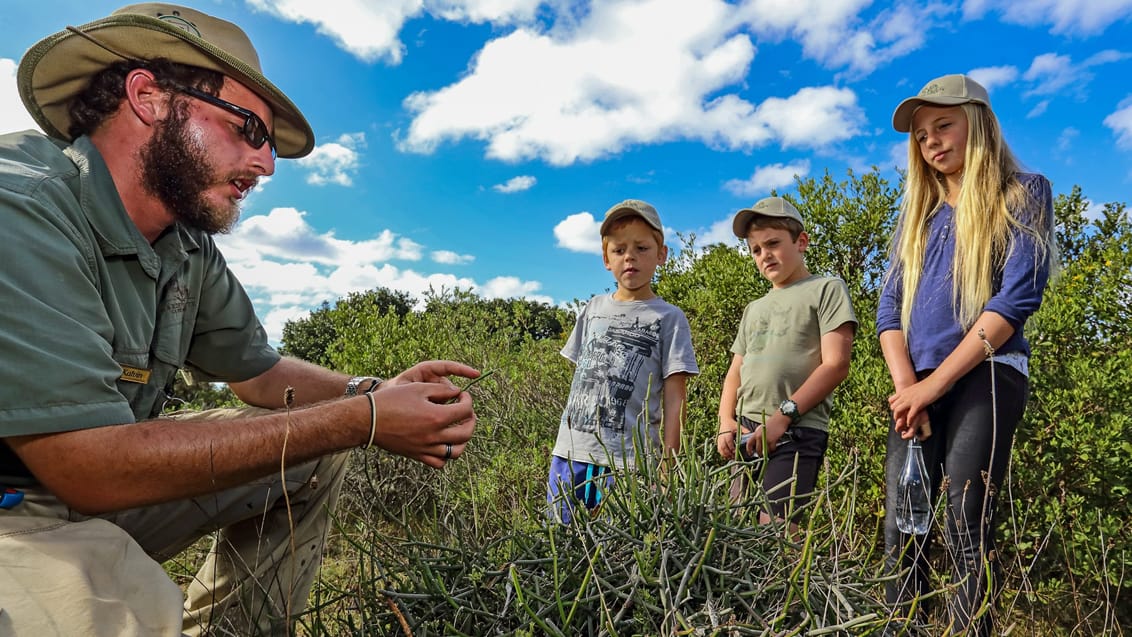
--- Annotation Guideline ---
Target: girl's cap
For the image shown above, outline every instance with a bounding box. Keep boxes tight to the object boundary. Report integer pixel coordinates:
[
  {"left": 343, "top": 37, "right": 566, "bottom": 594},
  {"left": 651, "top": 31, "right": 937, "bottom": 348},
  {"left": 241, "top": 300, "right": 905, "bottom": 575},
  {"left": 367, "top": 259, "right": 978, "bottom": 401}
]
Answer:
[{"left": 892, "top": 74, "right": 990, "bottom": 133}]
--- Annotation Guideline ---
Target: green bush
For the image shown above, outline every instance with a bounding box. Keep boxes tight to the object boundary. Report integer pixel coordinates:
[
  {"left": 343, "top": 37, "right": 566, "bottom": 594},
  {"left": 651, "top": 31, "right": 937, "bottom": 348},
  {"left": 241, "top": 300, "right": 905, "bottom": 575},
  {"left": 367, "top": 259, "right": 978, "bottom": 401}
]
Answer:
[{"left": 270, "top": 171, "right": 1128, "bottom": 634}]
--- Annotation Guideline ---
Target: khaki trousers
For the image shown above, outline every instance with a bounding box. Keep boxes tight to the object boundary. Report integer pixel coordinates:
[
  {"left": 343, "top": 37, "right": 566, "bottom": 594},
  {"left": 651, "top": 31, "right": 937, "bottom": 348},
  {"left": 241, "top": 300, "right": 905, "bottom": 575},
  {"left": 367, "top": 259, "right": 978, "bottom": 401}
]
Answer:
[{"left": 0, "top": 407, "right": 349, "bottom": 636}]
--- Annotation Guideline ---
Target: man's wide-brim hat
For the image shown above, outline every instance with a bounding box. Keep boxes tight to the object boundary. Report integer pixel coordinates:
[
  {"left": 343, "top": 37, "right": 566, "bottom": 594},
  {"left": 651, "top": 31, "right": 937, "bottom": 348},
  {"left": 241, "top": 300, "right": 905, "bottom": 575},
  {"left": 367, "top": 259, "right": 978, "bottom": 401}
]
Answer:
[{"left": 17, "top": 2, "right": 314, "bottom": 158}]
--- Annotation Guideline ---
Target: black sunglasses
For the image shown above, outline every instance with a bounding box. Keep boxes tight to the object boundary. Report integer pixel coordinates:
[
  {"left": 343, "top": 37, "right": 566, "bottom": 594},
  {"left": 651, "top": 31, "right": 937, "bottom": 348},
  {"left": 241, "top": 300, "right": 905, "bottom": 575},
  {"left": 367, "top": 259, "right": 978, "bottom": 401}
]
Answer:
[{"left": 172, "top": 84, "right": 277, "bottom": 159}]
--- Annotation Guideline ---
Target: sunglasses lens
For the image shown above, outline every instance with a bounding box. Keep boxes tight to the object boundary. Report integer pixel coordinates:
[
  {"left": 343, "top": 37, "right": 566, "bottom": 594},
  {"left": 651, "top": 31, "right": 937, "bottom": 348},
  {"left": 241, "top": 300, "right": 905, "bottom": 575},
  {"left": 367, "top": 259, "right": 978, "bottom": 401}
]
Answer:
[{"left": 244, "top": 117, "right": 276, "bottom": 157}]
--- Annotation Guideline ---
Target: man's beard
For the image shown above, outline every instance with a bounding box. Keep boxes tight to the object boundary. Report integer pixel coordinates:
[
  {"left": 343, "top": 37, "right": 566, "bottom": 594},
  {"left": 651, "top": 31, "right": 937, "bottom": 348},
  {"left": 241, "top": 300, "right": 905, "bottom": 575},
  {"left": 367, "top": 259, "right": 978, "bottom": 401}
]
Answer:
[{"left": 139, "top": 103, "right": 240, "bottom": 235}]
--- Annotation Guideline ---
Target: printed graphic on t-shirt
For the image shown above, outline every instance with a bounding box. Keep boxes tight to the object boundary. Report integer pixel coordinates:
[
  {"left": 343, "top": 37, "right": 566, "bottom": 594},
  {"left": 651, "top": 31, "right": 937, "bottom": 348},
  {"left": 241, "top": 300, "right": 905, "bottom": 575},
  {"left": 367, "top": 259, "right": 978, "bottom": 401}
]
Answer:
[{"left": 563, "top": 315, "right": 661, "bottom": 435}]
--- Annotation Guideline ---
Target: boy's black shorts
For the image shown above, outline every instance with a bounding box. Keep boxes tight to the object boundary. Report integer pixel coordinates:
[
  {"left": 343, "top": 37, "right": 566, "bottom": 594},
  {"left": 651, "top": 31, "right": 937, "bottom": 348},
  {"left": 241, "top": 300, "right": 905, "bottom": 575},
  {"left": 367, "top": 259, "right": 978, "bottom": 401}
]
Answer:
[{"left": 731, "top": 416, "right": 829, "bottom": 523}]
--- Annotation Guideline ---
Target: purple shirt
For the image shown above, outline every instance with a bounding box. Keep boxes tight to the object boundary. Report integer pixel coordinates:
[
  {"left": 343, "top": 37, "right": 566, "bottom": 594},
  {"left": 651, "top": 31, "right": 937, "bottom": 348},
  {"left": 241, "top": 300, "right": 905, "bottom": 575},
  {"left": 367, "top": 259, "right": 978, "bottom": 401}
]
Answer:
[{"left": 876, "top": 173, "right": 1053, "bottom": 372}]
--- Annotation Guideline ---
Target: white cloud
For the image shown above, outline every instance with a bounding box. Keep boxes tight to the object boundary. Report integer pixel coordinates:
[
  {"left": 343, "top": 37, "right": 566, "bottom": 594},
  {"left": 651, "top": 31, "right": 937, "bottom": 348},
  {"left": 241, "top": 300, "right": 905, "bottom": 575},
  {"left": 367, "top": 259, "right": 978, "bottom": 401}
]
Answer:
[
  {"left": 493, "top": 175, "right": 537, "bottom": 193},
  {"left": 738, "top": 0, "right": 941, "bottom": 76},
  {"left": 1022, "top": 50, "right": 1130, "bottom": 99},
  {"left": 961, "top": 0, "right": 1132, "bottom": 35},
  {"left": 296, "top": 133, "right": 365, "bottom": 186},
  {"left": 968, "top": 65, "right": 1018, "bottom": 92},
  {"left": 399, "top": 0, "right": 865, "bottom": 166},
  {"left": 889, "top": 141, "right": 909, "bottom": 171},
  {"left": 432, "top": 250, "right": 475, "bottom": 264},
  {"left": 1104, "top": 98, "right": 1132, "bottom": 149},
  {"left": 216, "top": 207, "right": 545, "bottom": 342},
  {"left": 247, "top": 0, "right": 425, "bottom": 64},
  {"left": 1027, "top": 100, "right": 1050, "bottom": 118},
  {"left": 700, "top": 216, "right": 743, "bottom": 247},
  {"left": 724, "top": 160, "right": 810, "bottom": 197},
  {"left": 479, "top": 276, "right": 553, "bottom": 304},
  {"left": 1056, "top": 127, "right": 1078, "bottom": 153},
  {"left": 425, "top": 0, "right": 542, "bottom": 23},
  {"left": 0, "top": 58, "right": 40, "bottom": 134},
  {"left": 554, "top": 211, "right": 603, "bottom": 254},
  {"left": 219, "top": 208, "right": 423, "bottom": 265}
]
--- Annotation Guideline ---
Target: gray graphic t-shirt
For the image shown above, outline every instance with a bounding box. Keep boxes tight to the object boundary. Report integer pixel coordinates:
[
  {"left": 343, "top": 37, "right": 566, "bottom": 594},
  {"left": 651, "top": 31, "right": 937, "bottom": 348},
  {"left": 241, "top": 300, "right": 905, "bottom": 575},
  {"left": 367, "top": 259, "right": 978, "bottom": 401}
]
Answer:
[{"left": 551, "top": 294, "right": 699, "bottom": 470}]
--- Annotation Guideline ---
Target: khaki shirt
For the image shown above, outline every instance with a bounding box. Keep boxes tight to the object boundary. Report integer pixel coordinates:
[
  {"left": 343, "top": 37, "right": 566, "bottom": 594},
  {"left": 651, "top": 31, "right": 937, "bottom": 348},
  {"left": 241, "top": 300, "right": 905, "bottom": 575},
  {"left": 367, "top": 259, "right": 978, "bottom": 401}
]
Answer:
[
  {"left": 0, "top": 131, "right": 278, "bottom": 447},
  {"left": 730, "top": 275, "right": 857, "bottom": 432}
]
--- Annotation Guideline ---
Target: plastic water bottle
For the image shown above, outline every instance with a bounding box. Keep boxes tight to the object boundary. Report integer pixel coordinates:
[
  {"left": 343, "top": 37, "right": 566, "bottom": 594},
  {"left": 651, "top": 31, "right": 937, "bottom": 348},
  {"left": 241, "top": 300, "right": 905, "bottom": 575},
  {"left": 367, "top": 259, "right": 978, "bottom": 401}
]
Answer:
[{"left": 896, "top": 437, "right": 931, "bottom": 535}]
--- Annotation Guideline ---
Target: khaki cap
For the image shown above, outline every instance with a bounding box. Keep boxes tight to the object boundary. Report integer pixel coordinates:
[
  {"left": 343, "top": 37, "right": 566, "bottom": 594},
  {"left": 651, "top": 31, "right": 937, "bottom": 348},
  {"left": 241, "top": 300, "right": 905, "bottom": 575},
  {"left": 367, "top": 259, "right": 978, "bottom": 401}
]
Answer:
[
  {"left": 732, "top": 196, "right": 803, "bottom": 238},
  {"left": 17, "top": 3, "right": 314, "bottom": 158},
  {"left": 892, "top": 74, "right": 990, "bottom": 133},
  {"left": 600, "top": 199, "right": 663, "bottom": 239}
]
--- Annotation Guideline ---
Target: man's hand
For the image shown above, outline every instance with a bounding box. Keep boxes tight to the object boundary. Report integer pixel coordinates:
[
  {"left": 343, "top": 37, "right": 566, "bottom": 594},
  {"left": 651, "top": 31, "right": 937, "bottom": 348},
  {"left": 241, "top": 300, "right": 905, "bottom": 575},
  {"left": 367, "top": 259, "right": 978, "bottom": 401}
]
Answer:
[
  {"left": 370, "top": 361, "right": 480, "bottom": 468},
  {"left": 383, "top": 360, "right": 480, "bottom": 389}
]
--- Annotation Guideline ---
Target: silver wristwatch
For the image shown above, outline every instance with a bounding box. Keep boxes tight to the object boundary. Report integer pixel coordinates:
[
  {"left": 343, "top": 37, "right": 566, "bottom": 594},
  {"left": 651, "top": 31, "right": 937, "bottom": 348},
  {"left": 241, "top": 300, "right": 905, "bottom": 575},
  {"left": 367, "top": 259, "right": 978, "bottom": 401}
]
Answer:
[{"left": 345, "top": 376, "right": 382, "bottom": 396}]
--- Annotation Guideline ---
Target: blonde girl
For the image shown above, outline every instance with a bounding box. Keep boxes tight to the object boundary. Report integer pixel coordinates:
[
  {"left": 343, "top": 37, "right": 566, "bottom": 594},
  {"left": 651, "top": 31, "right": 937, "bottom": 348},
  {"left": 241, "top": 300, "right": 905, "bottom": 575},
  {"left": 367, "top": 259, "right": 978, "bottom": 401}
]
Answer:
[{"left": 877, "top": 74, "right": 1055, "bottom": 634}]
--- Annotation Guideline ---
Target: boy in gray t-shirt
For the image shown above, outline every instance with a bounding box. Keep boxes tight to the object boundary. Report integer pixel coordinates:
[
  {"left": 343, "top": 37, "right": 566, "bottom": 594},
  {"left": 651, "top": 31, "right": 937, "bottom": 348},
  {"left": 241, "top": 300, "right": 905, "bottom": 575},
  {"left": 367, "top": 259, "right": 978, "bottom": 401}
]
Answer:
[
  {"left": 548, "top": 199, "right": 699, "bottom": 523},
  {"left": 717, "top": 197, "right": 857, "bottom": 530}
]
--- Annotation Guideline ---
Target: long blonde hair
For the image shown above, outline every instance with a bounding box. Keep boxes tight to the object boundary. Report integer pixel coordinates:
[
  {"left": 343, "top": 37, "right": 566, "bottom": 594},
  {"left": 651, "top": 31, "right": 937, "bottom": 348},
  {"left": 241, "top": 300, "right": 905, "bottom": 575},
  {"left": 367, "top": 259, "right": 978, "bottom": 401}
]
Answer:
[{"left": 892, "top": 102, "right": 1052, "bottom": 331}]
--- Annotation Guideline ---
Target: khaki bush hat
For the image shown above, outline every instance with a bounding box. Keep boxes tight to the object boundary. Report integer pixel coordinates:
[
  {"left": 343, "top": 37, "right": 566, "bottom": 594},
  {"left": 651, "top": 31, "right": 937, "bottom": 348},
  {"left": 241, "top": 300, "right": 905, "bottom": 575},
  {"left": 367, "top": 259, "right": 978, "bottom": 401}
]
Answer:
[
  {"left": 17, "top": 3, "right": 314, "bottom": 158},
  {"left": 600, "top": 199, "right": 664, "bottom": 239},
  {"left": 892, "top": 74, "right": 990, "bottom": 133},
  {"left": 732, "top": 196, "right": 803, "bottom": 238}
]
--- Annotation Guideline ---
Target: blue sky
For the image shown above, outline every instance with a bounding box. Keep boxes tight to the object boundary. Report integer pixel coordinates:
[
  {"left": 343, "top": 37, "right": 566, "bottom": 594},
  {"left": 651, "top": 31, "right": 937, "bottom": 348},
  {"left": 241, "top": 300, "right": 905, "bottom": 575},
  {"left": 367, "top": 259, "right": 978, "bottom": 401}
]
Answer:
[{"left": 3, "top": 0, "right": 1130, "bottom": 343}]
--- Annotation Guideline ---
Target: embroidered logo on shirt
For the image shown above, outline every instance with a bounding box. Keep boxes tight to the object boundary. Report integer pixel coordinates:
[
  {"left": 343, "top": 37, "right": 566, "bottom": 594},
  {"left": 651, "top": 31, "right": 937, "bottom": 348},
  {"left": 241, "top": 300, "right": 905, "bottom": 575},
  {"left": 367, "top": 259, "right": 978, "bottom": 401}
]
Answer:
[{"left": 165, "top": 282, "right": 190, "bottom": 314}]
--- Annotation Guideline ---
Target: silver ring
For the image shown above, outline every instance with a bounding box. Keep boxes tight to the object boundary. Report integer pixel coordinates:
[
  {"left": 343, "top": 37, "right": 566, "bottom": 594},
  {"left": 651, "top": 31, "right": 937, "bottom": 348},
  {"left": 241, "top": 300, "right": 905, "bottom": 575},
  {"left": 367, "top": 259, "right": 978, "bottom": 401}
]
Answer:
[{"left": 443, "top": 443, "right": 453, "bottom": 461}]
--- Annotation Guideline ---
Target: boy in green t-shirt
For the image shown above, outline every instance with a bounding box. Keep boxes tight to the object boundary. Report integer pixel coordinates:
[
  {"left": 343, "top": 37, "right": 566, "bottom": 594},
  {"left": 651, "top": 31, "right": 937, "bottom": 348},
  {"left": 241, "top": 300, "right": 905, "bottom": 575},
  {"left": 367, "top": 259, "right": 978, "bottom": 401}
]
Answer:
[{"left": 717, "top": 196, "right": 857, "bottom": 529}]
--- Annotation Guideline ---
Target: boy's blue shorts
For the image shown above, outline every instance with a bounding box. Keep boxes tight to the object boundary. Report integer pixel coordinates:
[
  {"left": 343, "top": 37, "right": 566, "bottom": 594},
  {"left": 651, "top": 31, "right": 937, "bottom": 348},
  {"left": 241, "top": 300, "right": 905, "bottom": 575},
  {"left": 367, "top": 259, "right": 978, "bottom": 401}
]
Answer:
[{"left": 547, "top": 455, "right": 614, "bottom": 524}]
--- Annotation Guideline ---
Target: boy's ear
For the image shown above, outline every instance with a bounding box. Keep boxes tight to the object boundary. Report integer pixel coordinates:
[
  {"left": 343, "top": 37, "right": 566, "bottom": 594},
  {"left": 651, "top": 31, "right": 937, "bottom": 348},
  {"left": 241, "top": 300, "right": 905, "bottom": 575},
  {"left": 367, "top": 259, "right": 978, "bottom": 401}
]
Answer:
[
  {"left": 796, "top": 231, "right": 810, "bottom": 251},
  {"left": 658, "top": 243, "right": 669, "bottom": 263}
]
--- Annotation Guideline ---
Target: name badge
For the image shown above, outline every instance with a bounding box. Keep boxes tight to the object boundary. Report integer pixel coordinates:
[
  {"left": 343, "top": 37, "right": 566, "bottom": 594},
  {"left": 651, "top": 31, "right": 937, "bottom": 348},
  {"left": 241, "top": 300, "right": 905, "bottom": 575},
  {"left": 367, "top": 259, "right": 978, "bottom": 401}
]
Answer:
[{"left": 120, "top": 365, "right": 152, "bottom": 384}]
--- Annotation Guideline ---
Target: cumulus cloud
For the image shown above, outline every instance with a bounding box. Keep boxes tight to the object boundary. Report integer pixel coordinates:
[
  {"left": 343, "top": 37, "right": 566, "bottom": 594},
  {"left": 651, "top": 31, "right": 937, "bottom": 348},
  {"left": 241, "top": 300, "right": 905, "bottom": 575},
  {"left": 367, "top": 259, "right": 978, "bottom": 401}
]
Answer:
[
  {"left": 432, "top": 250, "right": 475, "bottom": 264},
  {"left": 700, "top": 216, "right": 743, "bottom": 247},
  {"left": 889, "top": 141, "right": 909, "bottom": 171},
  {"left": 1022, "top": 50, "right": 1131, "bottom": 99},
  {"left": 554, "top": 211, "right": 603, "bottom": 254},
  {"left": 968, "top": 65, "right": 1019, "bottom": 92},
  {"left": 247, "top": 0, "right": 425, "bottom": 64},
  {"left": 246, "top": 0, "right": 543, "bottom": 65},
  {"left": 426, "top": 0, "right": 542, "bottom": 24},
  {"left": 1104, "top": 98, "right": 1132, "bottom": 149},
  {"left": 296, "top": 133, "right": 366, "bottom": 186},
  {"left": 479, "top": 276, "right": 553, "bottom": 304},
  {"left": 738, "top": 0, "right": 942, "bottom": 76},
  {"left": 961, "top": 0, "right": 1132, "bottom": 35},
  {"left": 724, "top": 160, "right": 810, "bottom": 197},
  {"left": 493, "top": 175, "right": 537, "bottom": 193},
  {"left": 216, "top": 208, "right": 544, "bottom": 342},
  {"left": 219, "top": 208, "right": 423, "bottom": 265},
  {"left": 399, "top": 0, "right": 866, "bottom": 165},
  {"left": 0, "top": 58, "right": 40, "bottom": 134}
]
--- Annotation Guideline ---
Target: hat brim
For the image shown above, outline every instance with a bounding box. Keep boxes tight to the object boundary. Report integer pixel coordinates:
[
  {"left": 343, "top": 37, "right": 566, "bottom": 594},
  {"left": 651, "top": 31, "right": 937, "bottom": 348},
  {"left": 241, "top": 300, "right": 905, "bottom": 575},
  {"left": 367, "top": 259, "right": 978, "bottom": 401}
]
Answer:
[
  {"left": 18, "top": 14, "right": 314, "bottom": 158},
  {"left": 892, "top": 95, "right": 987, "bottom": 133}
]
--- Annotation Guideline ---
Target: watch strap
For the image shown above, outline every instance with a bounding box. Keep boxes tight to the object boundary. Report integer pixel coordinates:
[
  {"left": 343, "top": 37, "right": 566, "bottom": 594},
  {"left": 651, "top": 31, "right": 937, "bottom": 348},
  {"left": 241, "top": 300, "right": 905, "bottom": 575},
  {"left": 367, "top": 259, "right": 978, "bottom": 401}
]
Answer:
[{"left": 346, "top": 376, "right": 382, "bottom": 397}]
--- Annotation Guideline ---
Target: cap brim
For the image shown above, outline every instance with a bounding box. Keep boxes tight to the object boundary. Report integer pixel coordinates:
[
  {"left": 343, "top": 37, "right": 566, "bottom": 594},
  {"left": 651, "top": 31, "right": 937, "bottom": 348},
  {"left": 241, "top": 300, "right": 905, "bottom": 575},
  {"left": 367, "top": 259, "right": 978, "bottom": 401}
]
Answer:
[
  {"left": 18, "top": 14, "right": 314, "bottom": 158},
  {"left": 892, "top": 96, "right": 983, "bottom": 133},
  {"left": 732, "top": 209, "right": 755, "bottom": 238}
]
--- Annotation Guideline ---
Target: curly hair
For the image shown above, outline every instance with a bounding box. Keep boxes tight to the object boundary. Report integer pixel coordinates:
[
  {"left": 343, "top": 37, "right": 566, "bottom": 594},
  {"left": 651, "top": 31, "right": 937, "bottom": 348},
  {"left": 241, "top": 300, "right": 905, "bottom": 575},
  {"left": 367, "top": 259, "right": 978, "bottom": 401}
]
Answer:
[{"left": 67, "top": 59, "right": 224, "bottom": 139}]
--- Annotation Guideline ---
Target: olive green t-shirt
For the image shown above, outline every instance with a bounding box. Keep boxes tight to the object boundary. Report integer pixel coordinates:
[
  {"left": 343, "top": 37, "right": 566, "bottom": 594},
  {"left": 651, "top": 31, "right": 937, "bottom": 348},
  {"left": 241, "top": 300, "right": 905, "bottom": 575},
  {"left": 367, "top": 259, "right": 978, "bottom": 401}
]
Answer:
[
  {"left": 730, "top": 275, "right": 857, "bottom": 432},
  {"left": 0, "top": 131, "right": 278, "bottom": 448}
]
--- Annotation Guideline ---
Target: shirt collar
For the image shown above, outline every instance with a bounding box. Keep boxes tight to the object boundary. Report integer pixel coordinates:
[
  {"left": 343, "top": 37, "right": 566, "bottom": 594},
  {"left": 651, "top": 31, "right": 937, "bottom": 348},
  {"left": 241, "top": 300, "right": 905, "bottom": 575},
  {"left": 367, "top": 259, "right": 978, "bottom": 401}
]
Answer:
[{"left": 63, "top": 136, "right": 198, "bottom": 278}]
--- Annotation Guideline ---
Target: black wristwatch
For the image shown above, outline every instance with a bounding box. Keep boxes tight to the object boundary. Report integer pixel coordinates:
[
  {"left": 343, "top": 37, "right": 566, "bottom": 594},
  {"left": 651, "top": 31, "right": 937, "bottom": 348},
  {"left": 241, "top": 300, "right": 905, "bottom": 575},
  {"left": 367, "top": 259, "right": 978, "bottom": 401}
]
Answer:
[{"left": 779, "top": 399, "right": 802, "bottom": 425}]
